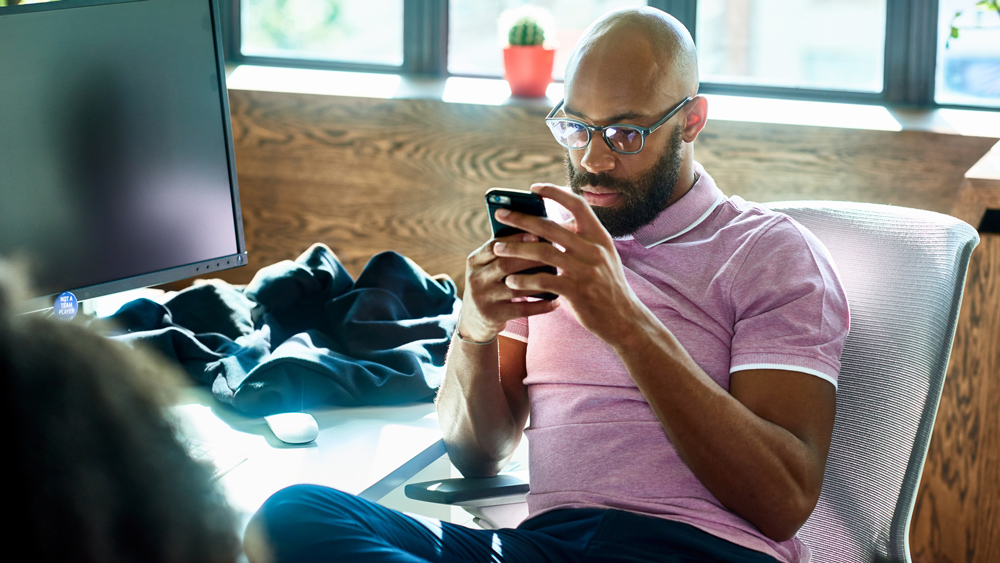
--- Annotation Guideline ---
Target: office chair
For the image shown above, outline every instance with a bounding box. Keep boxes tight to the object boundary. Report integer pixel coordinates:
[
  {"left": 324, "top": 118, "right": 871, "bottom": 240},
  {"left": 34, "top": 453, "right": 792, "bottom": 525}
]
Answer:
[{"left": 406, "top": 201, "right": 980, "bottom": 563}]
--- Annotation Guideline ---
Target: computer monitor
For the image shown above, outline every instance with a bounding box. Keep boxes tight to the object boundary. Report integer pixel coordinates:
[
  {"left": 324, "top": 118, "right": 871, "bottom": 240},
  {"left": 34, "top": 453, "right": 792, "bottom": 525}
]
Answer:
[{"left": 0, "top": 0, "right": 247, "bottom": 312}]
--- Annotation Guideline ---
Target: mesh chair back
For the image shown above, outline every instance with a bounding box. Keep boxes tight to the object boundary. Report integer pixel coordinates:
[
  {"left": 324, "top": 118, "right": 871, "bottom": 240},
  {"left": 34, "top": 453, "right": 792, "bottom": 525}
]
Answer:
[{"left": 767, "top": 202, "right": 979, "bottom": 563}]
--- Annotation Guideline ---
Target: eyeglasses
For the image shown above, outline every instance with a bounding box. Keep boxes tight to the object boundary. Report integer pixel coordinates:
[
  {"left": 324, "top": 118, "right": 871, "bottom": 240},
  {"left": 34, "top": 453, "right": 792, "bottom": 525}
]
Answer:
[{"left": 545, "top": 96, "right": 693, "bottom": 155}]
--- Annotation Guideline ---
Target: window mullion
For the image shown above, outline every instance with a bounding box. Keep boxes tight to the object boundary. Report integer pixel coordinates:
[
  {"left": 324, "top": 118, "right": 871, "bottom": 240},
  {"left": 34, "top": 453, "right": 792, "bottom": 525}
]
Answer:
[
  {"left": 910, "top": 0, "right": 940, "bottom": 106},
  {"left": 884, "top": 0, "right": 939, "bottom": 105},
  {"left": 404, "top": 0, "right": 448, "bottom": 76},
  {"left": 647, "top": 0, "right": 697, "bottom": 41},
  {"left": 220, "top": 0, "right": 241, "bottom": 63}
]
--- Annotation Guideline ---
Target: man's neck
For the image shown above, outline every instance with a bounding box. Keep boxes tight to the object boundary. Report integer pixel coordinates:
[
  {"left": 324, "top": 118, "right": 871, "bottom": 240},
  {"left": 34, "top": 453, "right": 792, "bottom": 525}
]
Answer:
[{"left": 665, "top": 158, "right": 698, "bottom": 207}]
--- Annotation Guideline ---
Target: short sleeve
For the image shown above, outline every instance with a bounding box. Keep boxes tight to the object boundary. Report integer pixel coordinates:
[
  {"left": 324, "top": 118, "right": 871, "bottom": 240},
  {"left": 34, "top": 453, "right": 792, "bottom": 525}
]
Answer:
[
  {"left": 500, "top": 317, "right": 529, "bottom": 343},
  {"left": 729, "top": 217, "right": 850, "bottom": 388}
]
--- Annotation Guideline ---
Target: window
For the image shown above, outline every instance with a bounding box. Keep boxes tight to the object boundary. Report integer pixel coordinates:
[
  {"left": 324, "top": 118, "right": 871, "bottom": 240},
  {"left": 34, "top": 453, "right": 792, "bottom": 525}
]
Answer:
[
  {"left": 222, "top": 0, "right": 1000, "bottom": 110},
  {"left": 241, "top": 0, "right": 404, "bottom": 66},
  {"left": 448, "top": 0, "right": 642, "bottom": 80},
  {"left": 936, "top": 0, "right": 1000, "bottom": 108},
  {"left": 695, "top": 0, "right": 886, "bottom": 93}
]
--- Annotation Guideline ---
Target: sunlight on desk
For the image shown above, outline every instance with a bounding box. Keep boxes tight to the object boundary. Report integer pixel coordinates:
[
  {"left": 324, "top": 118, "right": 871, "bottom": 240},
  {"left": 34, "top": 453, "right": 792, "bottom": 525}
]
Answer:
[
  {"left": 227, "top": 65, "right": 402, "bottom": 99},
  {"left": 441, "top": 77, "right": 563, "bottom": 106},
  {"left": 170, "top": 387, "right": 445, "bottom": 530},
  {"left": 705, "top": 94, "right": 903, "bottom": 131},
  {"left": 935, "top": 109, "right": 1000, "bottom": 138}
]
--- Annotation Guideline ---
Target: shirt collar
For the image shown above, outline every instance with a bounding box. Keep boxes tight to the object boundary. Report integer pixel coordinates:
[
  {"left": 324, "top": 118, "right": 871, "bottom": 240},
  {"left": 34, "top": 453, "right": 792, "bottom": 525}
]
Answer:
[{"left": 628, "top": 162, "right": 725, "bottom": 249}]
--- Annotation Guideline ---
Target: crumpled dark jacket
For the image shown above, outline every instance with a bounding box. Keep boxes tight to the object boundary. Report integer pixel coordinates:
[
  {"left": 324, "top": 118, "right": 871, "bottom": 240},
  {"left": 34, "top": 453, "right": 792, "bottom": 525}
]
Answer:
[{"left": 103, "top": 243, "right": 460, "bottom": 415}]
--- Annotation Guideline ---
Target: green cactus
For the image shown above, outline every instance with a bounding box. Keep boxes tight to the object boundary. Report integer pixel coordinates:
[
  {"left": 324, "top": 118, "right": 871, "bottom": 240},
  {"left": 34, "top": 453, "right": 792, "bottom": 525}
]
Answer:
[{"left": 508, "top": 16, "right": 546, "bottom": 46}]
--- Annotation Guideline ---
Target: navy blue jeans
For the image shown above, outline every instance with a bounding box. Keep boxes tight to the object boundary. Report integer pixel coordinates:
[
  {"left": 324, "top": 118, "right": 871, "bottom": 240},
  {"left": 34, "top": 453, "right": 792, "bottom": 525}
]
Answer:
[{"left": 247, "top": 484, "right": 780, "bottom": 563}]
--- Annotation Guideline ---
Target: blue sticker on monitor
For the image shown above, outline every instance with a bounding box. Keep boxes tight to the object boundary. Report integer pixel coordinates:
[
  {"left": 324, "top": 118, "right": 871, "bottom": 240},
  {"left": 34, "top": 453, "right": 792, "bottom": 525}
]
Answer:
[{"left": 54, "top": 292, "right": 78, "bottom": 321}]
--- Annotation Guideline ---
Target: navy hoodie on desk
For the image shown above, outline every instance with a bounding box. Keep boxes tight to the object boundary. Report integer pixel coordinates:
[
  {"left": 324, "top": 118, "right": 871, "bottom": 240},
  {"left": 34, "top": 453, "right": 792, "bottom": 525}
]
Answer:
[{"left": 104, "top": 243, "right": 460, "bottom": 415}]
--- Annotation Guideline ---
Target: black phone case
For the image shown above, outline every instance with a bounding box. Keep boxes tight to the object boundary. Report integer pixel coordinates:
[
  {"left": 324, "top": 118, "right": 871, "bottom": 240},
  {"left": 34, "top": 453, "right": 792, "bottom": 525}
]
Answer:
[
  {"left": 487, "top": 189, "right": 548, "bottom": 239},
  {"left": 485, "top": 189, "right": 557, "bottom": 300}
]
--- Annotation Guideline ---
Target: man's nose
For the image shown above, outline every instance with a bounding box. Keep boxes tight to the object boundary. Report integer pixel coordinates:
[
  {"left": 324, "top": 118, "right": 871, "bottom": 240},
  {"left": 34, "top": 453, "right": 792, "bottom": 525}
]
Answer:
[{"left": 580, "top": 134, "right": 616, "bottom": 175}]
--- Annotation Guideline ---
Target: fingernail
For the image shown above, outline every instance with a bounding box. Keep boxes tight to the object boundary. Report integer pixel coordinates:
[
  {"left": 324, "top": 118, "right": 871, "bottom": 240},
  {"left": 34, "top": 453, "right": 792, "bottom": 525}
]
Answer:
[
  {"left": 494, "top": 242, "right": 506, "bottom": 253},
  {"left": 523, "top": 234, "right": 538, "bottom": 243},
  {"left": 496, "top": 208, "right": 510, "bottom": 218}
]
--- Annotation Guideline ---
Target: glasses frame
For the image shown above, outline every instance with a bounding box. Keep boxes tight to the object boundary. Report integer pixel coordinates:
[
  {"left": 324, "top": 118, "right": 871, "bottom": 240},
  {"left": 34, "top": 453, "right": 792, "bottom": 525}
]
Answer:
[{"left": 545, "top": 96, "right": 694, "bottom": 155}]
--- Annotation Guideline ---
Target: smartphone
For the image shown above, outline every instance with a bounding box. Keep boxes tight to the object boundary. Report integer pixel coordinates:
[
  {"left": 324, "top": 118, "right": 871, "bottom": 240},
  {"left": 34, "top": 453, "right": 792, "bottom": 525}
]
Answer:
[{"left": 485, "top": 188, "right": 557, "bottom": 300}]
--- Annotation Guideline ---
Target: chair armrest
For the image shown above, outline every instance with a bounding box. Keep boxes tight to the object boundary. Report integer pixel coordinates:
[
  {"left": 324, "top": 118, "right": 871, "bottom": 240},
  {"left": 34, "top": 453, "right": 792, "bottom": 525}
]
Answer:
[{"left": 404, "top": 474, "right": 529, "bottom": 507}]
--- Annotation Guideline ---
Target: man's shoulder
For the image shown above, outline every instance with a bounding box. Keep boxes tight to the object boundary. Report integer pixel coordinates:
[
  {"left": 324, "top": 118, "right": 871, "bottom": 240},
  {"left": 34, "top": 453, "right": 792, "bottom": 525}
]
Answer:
[
  {"left": 705, "top": 196, "right": 838, "bottom": 281},
  {"left": 711, "top": 195, "right": 805, "bottom": 241}
]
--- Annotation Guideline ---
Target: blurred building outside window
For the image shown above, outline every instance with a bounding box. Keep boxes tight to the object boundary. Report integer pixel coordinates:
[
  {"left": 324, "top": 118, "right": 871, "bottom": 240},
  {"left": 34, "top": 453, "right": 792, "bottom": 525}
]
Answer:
[
  {"left": 695, "top": 0, "right": 886, "bottom": 93},
  {"left": 448, "top": 0, "right": 643, "bottom": 80},
  {"left": 241, "top": 0, "right": 404, "bottom": 66},
  {"left": 937, "top": 0, "right": 1000, "bottom": 108}
]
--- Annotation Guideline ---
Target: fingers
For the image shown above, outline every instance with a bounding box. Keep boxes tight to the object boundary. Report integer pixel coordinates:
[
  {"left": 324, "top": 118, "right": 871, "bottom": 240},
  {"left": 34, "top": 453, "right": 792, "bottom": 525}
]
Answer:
[
  {"left": 461, "top": 233, "right": 561, "bottom": 337},
  {"left": 493, "top": 237, "right": 568, "bottom": 272},
  {"left": 492, "top": 208, "right": 575, "bottom": 253},
  {"left": 492, "top": 186, "right": 609, "bottom": 251},
  {"left": 467, "top": 232, "right": 538, "bottom": 268},
  {"left": 503, "top": 296, "right": 561, "bottom": 318},
  {"left": 530, "top": 184, "right": 607, "bottom": 239},
  {"left": 503, "top": 271, "right": 559, "bottom": 297},
  {"left": 459, "top": 272, "right": 559, "bottom": 339},
  {"left": 492, "top": 184, "right": 626, "bottom": 305}
]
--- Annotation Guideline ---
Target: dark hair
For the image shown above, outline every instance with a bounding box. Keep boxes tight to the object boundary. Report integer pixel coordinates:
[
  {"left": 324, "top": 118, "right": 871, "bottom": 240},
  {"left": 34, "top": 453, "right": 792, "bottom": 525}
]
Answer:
[{"left": 0, "top": 265, "right": 239, "bottom": 563}]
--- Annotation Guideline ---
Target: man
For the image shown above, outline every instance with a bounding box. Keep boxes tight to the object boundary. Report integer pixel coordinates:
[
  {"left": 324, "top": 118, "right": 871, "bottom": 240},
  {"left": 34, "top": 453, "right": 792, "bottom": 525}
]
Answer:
[{"left": 244, "top": 7, "right": 849, "bottom": 563}]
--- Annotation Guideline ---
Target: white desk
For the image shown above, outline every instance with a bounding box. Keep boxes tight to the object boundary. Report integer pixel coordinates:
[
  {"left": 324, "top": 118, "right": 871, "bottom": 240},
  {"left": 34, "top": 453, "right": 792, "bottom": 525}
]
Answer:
[{"left": 171, "top": 386, "right": 446, "bottom": 528}]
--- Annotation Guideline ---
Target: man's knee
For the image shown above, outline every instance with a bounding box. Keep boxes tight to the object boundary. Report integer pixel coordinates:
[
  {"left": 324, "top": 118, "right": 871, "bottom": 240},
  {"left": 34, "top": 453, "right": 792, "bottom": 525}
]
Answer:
[{"left": 244, "top": 484, "right": 340, "bottom": 562}]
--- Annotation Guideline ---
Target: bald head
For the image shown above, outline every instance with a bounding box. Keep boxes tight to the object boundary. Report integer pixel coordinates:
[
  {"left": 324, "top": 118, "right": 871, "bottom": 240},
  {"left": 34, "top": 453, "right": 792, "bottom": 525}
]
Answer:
[
  {"left": 565, "top": 7, "right": 698, "bottom": 105},
  {"left": 558, "top": 8, "right": 707, "bottom": 222}
]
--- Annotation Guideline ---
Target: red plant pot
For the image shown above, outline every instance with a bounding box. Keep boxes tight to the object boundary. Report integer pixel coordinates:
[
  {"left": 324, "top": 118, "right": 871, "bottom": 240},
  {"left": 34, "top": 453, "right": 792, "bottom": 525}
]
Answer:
[{"left": 503, "top": 45, "right": 556, "bottom": 98}]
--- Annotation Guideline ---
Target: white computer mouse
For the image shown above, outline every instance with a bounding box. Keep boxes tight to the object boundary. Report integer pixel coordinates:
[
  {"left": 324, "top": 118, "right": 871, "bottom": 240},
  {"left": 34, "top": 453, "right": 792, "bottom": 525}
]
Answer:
[{"left": 264, "top": 412, "right": 319, "bottom": 444}]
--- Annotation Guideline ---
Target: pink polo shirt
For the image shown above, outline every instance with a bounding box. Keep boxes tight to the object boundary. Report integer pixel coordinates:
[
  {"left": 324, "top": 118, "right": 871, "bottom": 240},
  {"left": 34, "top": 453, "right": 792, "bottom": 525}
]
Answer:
[{"left": 501, "top": 164, "right": 849, "bottom": 563}]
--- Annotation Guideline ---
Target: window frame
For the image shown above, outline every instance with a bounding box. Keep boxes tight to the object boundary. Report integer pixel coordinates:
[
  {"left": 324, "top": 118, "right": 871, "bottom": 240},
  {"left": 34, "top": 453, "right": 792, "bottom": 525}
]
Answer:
[
  {"left": 222, "top": 0, "right": 447, "bottom": 75},
  {"left": 223, "top": 0, "right": 999, "bottom": 110}
]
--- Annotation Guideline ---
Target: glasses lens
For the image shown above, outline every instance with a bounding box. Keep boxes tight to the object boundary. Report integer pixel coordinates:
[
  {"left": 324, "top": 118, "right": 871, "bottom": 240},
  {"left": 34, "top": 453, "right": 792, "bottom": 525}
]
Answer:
[
  {"left": 605, "top": 126, "right": 643, "bottom": 153},
  {"left": 548, "top": 120, "right": 590, "bottom": 149}
]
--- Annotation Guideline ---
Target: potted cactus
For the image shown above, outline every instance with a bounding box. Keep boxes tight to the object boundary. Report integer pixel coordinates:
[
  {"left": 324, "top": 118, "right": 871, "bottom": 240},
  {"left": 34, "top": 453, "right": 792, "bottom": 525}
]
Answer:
[{"left": 500, "top": 7, "right": 556, "bottom": 98}]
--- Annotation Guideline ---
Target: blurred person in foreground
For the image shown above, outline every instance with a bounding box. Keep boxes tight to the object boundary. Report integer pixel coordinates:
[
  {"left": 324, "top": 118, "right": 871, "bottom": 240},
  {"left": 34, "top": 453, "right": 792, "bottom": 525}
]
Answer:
[
  {"left": 0, "top": 263, "right": 240, "bottom": 563},
  {"left": 244, "top": 7, "right": 849, "bottom": 562}
]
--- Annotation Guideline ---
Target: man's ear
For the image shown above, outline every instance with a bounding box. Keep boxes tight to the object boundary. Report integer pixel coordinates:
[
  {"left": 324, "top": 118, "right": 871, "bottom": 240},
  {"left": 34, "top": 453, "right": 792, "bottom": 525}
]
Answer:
[{"left": 681, "top": 95, "right": 708, "bottom": 143}]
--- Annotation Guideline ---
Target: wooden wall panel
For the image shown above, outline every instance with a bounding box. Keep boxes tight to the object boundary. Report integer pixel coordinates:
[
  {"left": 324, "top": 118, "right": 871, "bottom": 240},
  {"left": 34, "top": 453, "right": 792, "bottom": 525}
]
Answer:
[
  {"left": 698, "top": 122, "right": 995, "bottom": 215},
  {"left": 222, "top": 91, "right": 565, "bottom": 288},
  {"left": 180, "top": 88, "right": 1000, "bottom": 561},
  {"left": 214, "top": 89, "right": 996, "bottom": 293},
  {"left": 911, "top": 234, "right": 1000, "bottom": 563}
]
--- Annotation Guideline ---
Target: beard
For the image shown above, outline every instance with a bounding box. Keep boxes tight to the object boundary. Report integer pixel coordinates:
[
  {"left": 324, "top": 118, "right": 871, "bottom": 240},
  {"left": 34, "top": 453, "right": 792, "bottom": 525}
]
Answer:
[{"left": 566, "top": 124, "right": 684, "bottom": 238}]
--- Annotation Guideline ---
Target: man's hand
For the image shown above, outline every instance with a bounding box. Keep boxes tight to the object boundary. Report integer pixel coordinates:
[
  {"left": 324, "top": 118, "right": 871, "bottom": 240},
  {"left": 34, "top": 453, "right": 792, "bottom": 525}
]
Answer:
[
  {"left": 457, "top": 230, "right": 560, "bottom": 343},
  {"left": 491, "top": 183, "right": 642, "bottom": 346}
]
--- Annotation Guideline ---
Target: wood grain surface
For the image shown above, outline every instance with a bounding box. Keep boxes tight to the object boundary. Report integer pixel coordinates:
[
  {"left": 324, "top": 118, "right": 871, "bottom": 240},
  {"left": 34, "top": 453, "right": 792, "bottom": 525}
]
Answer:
[
  {"left": 911, "top": 234, "right": 1000, "bottom": 563},
  {"left": 222, "top": 91, "right": 565, "bottom": 289},
  {"left": 181, "top": 89, "right": 1000, "bottom": 560},
  {"left": 211, "top": 89, "right": 997, "bottom": 292}
]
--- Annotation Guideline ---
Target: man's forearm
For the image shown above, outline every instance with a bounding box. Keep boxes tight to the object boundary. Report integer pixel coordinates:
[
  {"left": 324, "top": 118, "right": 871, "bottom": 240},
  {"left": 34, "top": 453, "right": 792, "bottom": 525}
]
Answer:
[{"left": 436, "top": 334, "right": 524, "bottom": 477}]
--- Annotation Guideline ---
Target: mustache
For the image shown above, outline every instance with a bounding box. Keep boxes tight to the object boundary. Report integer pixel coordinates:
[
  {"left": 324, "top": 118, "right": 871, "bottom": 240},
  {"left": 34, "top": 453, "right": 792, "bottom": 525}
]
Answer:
[{"left": 566, "top": 161, "right": 633, "bottom": 192}]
